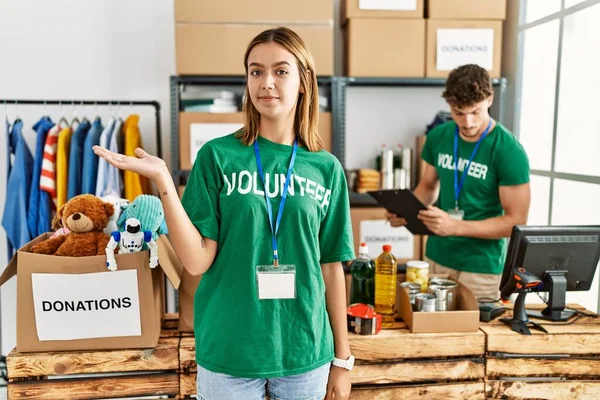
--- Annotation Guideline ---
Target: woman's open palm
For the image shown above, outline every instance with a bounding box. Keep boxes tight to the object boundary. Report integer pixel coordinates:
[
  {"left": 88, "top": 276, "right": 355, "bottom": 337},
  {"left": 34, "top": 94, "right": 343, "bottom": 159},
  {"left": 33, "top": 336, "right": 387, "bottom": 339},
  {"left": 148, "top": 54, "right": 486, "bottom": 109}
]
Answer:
[{"left": 93, "top": 146, "right": 167, "bottom": 182}]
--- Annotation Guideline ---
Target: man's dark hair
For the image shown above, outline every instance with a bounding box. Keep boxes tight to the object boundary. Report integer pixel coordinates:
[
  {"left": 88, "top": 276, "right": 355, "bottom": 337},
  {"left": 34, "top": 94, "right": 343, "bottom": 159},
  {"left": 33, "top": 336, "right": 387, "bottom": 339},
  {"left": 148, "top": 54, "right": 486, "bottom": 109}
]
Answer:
[{"left": 442, "top": 64, "right": 493, "bottom": 108}]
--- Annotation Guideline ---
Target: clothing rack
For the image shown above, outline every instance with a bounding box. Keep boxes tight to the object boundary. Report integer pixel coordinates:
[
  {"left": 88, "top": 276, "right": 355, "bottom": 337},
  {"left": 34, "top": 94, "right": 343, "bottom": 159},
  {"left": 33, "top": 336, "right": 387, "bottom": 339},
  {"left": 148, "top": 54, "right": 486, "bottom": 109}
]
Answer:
[{"left": 2, "top": 99, "right": 162, "bottom": 158}]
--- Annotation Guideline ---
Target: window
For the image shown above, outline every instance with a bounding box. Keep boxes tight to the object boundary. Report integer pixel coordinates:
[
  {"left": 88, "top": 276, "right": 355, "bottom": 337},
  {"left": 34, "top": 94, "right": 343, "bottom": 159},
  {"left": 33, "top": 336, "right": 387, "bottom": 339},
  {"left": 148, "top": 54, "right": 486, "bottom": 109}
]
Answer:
[
  {"left": 551, "top": 179, "right": 600, "bottom": 311},
  {"left": 524, "top": 0, "right": 561, "bottom": 23},
  {"left": 527, "top": 176, "right": 550, "bottom": 225},
  {"left": 554, "top": 3, "right": 600, "bottom": 176},
  {"left": 515, "top": 0, "right": 600, "bottom": 312},
  {"left": 565, "top": 0, "right": 588, "bottom": 7},
  {"left": 517, "top": 21, "right": 559, "bottom": 171}
]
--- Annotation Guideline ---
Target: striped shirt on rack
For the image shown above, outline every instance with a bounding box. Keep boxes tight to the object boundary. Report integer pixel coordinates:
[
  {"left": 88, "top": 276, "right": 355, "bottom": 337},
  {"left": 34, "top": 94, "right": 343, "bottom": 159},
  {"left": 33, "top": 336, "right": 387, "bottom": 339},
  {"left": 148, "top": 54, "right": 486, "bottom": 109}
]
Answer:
[{"left": 40, "top": 124, "right": 61, "bottom": 208}]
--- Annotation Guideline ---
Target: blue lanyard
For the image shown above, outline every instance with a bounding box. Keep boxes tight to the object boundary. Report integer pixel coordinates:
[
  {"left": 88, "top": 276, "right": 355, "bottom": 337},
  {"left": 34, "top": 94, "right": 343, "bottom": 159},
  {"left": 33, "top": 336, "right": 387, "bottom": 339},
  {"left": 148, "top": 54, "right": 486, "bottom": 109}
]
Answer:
[
  {"left": 254, "top": 138, "right": 298, "bottom": 267},
  {"left": 453, "top": 119, "right": 493, "bottom": 210}
]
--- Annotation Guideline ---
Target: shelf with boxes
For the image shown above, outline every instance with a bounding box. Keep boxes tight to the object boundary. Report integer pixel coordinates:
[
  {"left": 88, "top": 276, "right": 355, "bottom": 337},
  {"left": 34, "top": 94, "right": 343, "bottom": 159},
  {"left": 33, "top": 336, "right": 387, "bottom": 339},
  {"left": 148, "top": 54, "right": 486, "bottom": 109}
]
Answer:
[
  {"left": 169, "top": 75, "right": 339, "bottom": 188},
  {"left": 343, "top": 0, "right": 507, "bottom": 79},
  {"left": 174, "top": 0, "right": 335, "bottom": 77}
]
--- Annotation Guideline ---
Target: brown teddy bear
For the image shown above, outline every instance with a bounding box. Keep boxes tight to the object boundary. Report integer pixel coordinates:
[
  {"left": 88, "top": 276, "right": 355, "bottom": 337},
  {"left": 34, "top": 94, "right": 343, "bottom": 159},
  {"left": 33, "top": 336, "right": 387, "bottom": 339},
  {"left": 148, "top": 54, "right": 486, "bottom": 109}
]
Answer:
[{"left": 31, "top": 194, "right": 114, "bottom": 257}]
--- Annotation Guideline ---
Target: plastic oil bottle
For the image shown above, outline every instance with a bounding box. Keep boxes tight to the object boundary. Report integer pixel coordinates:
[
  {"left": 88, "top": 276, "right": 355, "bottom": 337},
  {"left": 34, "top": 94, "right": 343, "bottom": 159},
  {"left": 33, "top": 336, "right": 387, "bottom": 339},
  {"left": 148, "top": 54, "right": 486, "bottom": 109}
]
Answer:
[
  {"left": 349, "top": 242, "right": 375, "bottom": 306},
  {"left": 375, "top": 244, "right": 397, "bottom": 328}
]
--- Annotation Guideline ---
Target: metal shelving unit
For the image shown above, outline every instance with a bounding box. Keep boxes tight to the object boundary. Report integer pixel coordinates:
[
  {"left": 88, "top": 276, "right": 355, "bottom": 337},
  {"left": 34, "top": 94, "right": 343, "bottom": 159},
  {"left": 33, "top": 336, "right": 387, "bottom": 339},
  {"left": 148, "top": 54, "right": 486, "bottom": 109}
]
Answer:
[
  {"left": 169, "top": 75, "right": 336, "bottom": 186},
  {"left": 169, "top": 75, "right": 508, "bottom": 207},
  {"left": 337, "top": 76, "right": 508, "bottom": 168},
  {"left": 339, "top": 76, "right": 508, "bottom": 207}
]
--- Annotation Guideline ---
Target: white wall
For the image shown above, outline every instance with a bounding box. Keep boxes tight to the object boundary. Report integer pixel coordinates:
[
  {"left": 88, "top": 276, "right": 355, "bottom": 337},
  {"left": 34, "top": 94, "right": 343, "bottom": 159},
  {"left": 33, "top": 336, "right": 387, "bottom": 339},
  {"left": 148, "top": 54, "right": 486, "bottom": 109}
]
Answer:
[{"left": 0, "top": 0, "right": 176, "bottom": 356}]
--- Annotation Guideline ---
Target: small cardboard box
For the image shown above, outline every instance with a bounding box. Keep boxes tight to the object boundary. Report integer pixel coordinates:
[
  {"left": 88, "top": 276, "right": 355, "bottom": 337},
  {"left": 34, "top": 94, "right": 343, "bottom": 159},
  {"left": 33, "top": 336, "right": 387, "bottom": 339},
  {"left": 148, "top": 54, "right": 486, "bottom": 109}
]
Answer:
[
  {"left": 176, "top": 23, "right": 334, "bottom": 76},
  {"left": 175, "top": 0, "right": 333, "bottom": 23},
  {"left": 346, "top": 18, "right": 425, "bottom": 77},
  {"left": 426, "top": 19, "right": 503, "bottom": 78},
  {"left": 399, "top": 277, "right": 479, "bottom": 333},
  {"left": 351, "top": 207, "right": 421, "bottom": 265},
  {"left": 343, "top": 0, "right": 424, "bottom": 20},
  {"left": 427, "top": 0, "right": 506, "bottom": 20},
  {"left": 179, "top": 269, "right": 202, "bottom": 332},
  {"left": 175, "top": 185, "right": 201, "bottom": 333},
  {"left": 179, "top": 111, "right": 333, "bottom": 170},
  {"left": 179, "top": 112, "right": 244, "bottom": 170},
  {"left": 0, "top": 234, "right": 183, "bottom": 353}
]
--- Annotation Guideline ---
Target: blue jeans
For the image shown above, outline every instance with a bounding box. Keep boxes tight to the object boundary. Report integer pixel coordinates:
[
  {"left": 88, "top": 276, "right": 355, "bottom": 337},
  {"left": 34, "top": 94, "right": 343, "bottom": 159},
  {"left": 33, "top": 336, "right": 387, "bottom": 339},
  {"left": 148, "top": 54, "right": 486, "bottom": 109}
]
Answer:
[{"left": 196, "top": 362, "right": 331, "bottom": 400}]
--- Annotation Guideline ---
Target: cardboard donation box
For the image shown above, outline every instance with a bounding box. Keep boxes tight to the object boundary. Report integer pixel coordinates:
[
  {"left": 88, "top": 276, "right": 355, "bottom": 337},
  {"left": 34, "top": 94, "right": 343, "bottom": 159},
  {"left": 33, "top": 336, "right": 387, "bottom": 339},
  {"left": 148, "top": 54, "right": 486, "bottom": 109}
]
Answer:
[
  {"left": 351, "top": 207, "right": 421, "bottom": 265},
  {"left": 426, "top": 0, "right": 507, "bottom": 20},
  {"left": 179, "top": 269, "right": 202, "bottom": 332},
  {"left": 426, "top": 19, "right": 503, "bottom": 78},
  {"left": 346, "top": 18, "right": 426, "bottom": 77},
  {"left": 179, "top": 112, "right": 333, "bottom": 171},
  {"left": 0, "top": 234, "right": 184, "bottom": 353},
  {"left": 344, "top": 0, "right": 424, "bottom": 19},
  {"left": 399, "top": 277, "right": 479, "bottom": 333}
]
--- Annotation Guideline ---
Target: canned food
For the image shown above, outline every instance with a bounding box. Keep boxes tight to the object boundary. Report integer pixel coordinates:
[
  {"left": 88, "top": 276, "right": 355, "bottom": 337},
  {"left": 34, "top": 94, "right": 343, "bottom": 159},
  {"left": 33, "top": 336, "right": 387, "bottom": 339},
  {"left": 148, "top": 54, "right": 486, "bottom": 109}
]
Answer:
[
  {"left": 429, "top": 278, "right": 458, "bottom": 310},
  {"left": 436, "top": 287, "right": 449, "bottom": 311},
  {"left": 406, "top": 261, "right": 430, "bottom": 292},
  {"left": 401, "top": 282, "right": 422, "bottom": 310},
  {"left": 415, "top": 293, "right": 437, "bottom": 312}
]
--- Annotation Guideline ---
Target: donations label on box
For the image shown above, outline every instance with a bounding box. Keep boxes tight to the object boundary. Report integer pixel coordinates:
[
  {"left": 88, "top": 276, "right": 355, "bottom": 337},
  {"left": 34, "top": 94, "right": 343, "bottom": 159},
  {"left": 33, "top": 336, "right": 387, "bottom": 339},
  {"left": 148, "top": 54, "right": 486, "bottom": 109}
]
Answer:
[
  {"left": 360, "top": 220, "right": 415, "bottom": 260},
  {"left": 190, "top": 122, "right": 244, "bottom": 165},
  {"left": 436, "top": 28, "right": 494, "bottom": 71},
  {"left": 31, "top": 270, "right": 142, "bottom": 341},
  {"left": 359, "top": 0, "right": 417, "bottom": 11}
]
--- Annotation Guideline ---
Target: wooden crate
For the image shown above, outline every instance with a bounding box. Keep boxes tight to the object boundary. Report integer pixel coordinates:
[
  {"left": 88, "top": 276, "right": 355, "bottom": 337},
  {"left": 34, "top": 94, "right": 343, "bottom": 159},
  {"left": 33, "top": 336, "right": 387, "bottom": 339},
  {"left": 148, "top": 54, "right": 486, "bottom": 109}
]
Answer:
[
  {"left": 7, "top": 315, "right": 182, "bottom": 400},
  {"left": 179, "top": 337, "right": 197, "bottom": 399},
  {"left": 349, "top": 321, "right": 485, "bottom": 399},
  {"left": 482, "top": 304, "right": 600, "bottom": 400},
  {"left": 179, "top": 321, "right": 486, "bottom": 399}
]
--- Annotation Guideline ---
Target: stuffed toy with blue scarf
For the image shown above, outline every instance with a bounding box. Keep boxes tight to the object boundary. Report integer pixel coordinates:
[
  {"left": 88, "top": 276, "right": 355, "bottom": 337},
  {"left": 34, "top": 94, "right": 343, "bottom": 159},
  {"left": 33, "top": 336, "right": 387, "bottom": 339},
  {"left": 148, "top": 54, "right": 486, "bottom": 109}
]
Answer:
[{"left": 117, "top": 194, "right": 167, "bottom": 249}]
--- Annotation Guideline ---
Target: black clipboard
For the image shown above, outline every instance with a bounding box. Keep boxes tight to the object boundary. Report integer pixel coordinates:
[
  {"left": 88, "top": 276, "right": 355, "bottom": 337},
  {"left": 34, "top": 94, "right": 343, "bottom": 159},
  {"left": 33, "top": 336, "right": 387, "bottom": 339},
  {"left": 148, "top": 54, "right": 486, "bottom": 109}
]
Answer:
[{"left": 367, "top": 189, "right": 435, "bottom": 236}]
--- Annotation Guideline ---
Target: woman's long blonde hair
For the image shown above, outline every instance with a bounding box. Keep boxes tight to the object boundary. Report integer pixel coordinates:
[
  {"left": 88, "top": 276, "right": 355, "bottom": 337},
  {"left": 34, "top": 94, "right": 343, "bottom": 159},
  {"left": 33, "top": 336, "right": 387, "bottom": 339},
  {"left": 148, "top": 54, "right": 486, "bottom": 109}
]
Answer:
[{"left": 238, "top": 27, "right": 323, "bottom": 152}]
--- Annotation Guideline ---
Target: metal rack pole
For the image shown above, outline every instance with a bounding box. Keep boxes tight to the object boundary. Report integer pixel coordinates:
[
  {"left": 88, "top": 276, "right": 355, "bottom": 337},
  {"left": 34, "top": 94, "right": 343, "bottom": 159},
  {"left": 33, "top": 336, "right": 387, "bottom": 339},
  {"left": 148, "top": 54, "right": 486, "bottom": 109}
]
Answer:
[{"left": 1, "top": 99, "right": 162, "bottom": 159}]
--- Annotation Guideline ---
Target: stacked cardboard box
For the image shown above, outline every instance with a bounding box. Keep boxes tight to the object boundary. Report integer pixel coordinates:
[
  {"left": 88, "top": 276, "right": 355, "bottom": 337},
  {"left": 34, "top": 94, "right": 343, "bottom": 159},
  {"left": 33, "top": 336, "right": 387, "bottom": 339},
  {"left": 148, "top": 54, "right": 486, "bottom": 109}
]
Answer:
[
  {"left": 344, "top": 0, "right": 426, "bottom": 77},
  {"left": 425, "top": 0, "right": 506, "bottom": 78},
  {"left": 174, "top": 0, "right": 334, "bottom": 76}
]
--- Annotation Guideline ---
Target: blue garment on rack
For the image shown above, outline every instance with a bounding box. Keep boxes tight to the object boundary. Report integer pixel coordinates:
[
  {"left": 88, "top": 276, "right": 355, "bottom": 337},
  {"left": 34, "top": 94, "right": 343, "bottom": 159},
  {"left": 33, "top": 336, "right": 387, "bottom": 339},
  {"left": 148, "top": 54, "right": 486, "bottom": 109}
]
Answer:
[
  {"left": 81, "top": 117, "right": 104, "bottom": 194},
  {"left": 95, "top": 118, "right": 116, "bottom": 197},
  {"left": 2, "top": 119, "right": 34, "bottom": 261},
  {"left": 27, "top": 116, "right": 54, "bottom": 238},
  {"left": 67, "top": 119, "right": 91, "bottom": 199},
  {"left": 4, "top": 119, "right": 13, "bottom": 260}
]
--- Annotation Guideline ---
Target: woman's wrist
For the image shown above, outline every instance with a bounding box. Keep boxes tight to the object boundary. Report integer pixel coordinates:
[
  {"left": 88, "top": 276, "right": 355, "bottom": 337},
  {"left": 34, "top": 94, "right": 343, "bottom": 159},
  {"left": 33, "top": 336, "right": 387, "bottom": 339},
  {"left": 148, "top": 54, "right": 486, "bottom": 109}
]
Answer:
[{"left": 155, "top": 167, "right": 175, "bottom": 194}]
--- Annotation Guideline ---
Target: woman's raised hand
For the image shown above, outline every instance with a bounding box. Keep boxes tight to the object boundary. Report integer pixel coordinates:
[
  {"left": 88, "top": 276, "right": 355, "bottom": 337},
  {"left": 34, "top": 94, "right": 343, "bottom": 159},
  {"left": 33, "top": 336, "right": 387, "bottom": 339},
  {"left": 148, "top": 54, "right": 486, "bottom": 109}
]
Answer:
[{"left": 93, "top": 146, "right": 169, "bottom": 182}]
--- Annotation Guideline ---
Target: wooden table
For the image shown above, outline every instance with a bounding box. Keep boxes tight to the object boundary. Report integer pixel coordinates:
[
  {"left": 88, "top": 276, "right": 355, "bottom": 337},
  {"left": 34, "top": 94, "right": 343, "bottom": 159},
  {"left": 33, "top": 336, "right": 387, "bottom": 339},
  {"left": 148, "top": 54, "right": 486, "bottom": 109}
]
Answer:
[
  {"left": 349, "top": 321, "right": 485, "bottom": 399},
  {"left": 179, "top": 321, "right": 486, "bottom": 399},
  {"left": 8, "top": 306, "right": 600, "bottom": 400},
  {"left": 6, "top": 315, "right": 182, "bottom": 400},
  {"left": 482, "top": 304, "right": 600, "bottom": 400}
]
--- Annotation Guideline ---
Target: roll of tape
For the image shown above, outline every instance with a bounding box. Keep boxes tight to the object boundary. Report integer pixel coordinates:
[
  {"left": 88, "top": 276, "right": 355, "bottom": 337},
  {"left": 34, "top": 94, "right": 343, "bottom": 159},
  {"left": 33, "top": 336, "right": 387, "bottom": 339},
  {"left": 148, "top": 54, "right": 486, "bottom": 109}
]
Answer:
[{"left": 347, "top": 304, "right": 382, "bottom": 335}]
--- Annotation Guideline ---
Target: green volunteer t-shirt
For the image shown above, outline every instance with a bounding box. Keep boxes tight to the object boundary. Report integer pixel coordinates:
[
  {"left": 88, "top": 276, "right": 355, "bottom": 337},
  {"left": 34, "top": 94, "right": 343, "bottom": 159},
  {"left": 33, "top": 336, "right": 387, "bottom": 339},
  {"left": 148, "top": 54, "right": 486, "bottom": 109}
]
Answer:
[
  {"left": 421, "top": 121, "right": 530, "bottom": 275},
  {"left": 181, "top": 133, "right": 355, "bottom": 378}
]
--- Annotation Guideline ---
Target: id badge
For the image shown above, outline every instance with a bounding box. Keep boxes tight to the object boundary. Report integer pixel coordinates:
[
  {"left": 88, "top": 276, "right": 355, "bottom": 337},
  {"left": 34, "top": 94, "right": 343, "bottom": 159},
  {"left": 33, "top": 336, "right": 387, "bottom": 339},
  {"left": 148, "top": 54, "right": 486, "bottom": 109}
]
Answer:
[
  {"left": 256, "top": 264, "right": 296, "bottom": 300},
  {"left": 448, "top": 208, "right": 465, "bottom": 221}
]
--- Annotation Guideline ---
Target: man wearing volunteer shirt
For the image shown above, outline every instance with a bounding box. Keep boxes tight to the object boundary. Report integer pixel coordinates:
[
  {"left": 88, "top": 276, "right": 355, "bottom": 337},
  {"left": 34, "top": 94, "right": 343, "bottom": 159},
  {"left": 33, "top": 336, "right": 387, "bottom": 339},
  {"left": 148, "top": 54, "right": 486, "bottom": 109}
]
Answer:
[{"left": 387, "top": 64, "right": 531, "bottom": 301}]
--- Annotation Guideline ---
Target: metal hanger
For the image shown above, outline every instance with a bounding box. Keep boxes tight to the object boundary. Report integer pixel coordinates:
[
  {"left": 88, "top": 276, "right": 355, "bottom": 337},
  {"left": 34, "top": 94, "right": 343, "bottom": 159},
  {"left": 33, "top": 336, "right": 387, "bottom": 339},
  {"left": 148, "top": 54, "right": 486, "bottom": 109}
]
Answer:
[
  {"left": 58, "top": 101, "right": 69, "bottom": 128},
  {"left": 14, "top": 101, "right": 22, "bottom": 123},
  {"left": 71, "top": 101, "right": 80, "bottom": 127},
  {"left": 80, "top": 100, "right": 89, "bottom": 124}
]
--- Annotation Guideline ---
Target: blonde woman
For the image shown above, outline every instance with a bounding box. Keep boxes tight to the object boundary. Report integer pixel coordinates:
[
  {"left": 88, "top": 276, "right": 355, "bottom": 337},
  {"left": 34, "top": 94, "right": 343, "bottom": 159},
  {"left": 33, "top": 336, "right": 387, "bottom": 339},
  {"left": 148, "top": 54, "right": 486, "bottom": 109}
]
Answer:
[{"left": 94, "top": 27, "right": 354, "bottom": 400}]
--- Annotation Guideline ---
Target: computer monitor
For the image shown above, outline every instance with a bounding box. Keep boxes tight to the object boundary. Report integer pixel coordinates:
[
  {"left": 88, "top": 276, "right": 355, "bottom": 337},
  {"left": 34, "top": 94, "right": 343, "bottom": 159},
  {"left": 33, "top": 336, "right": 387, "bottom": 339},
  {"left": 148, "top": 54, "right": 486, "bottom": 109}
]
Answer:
[{"left": 500, "top": 225, "right": 600, "bottom": 322}]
